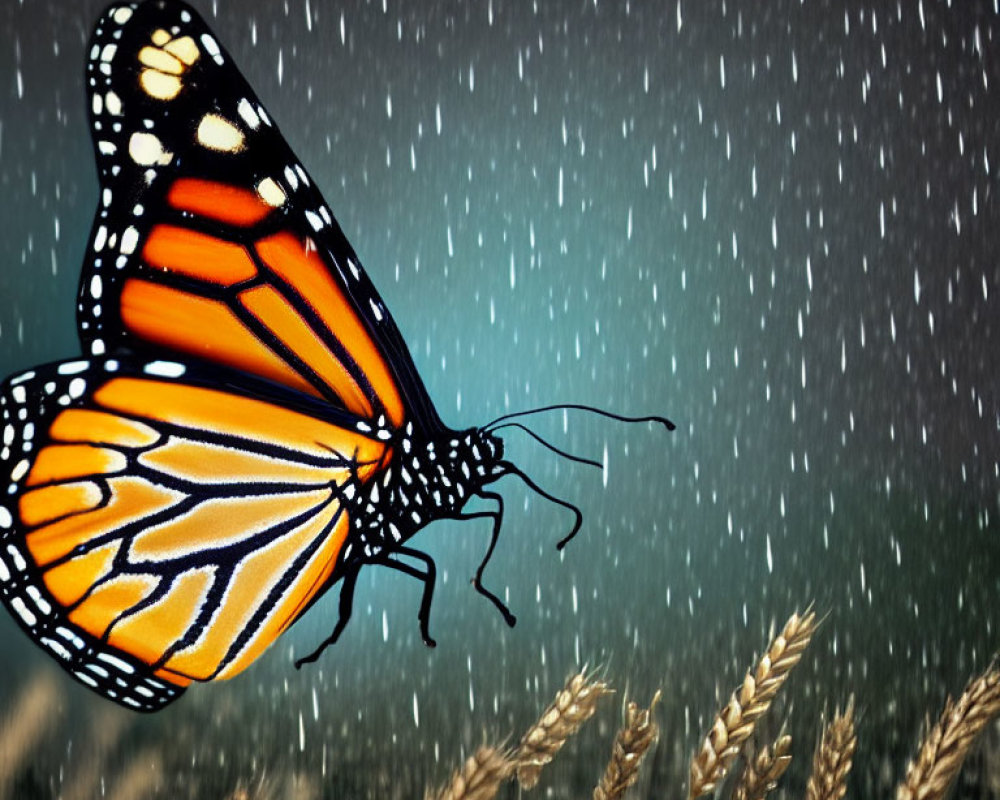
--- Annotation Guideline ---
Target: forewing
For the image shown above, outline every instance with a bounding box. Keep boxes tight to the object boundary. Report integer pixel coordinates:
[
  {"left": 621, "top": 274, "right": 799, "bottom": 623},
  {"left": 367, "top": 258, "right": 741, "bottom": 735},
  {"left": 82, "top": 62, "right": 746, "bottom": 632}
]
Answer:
[
  {"left": 0, "top": 357, "right": 384, "bottom": 711},
  {"left": 79, "top": 1, "right": 440, "bottom": 431}
]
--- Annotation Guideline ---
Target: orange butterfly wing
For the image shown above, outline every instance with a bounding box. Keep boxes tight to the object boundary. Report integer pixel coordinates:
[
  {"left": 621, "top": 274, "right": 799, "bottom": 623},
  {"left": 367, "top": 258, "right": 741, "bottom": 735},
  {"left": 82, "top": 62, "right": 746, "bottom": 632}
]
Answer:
[
  {"left": 78, "top": 0, "right": 438, "bottom": 433},
  {"left": 0, "top": 358, "right": 385, "bottom": 710}
]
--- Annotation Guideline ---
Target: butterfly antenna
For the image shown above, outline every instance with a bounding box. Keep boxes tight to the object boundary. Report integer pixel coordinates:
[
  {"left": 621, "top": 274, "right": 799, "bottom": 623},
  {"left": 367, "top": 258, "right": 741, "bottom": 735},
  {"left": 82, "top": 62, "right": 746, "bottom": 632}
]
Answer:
[
  {"left": 498, "top": 460, "right": 583, "bottom": 549},
  {"left": 485, "top": 422, "right": 602, "bottom": 468},
  {"left": 483, "top": 402, "right": 675, "bottom": 432}
]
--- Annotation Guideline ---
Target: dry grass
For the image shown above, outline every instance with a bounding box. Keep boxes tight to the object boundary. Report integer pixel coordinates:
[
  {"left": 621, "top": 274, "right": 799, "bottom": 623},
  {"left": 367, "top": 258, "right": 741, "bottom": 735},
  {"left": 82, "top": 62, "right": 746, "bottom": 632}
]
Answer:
[
  {"left": 896, "top": 660, "right": 1000, "bottom": 800},
  {"left": 687, "top": 606, "right": 819, "bottom": 800},
  {"left": 732, "top": 731, "right": 793, "bottom": 800},
  {"left": 804, "top": 697, "right": 857, "bottom": 800},
  {"left": 514, "top": 669, "right": 613, "bottom": 789},
  {"left": 592, "top": 690, "right": 661, "bottom": 800}
]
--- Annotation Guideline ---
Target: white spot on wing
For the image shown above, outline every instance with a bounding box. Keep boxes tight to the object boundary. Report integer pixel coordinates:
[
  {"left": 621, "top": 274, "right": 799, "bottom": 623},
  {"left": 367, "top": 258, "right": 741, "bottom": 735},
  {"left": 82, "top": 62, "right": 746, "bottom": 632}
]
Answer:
[
  {"left": 94, "top": 225, "right": 108, "bottom": 252},
  {"left": 105, "top": 90, "right": 122, "bottom": 116},
  {"left": 237, "top": 98, "right": 260, "bottom": 129},
  {"left": 41, "top": 638, "right": 71, "bottom": 660},
  {"left": 74, "top": 671, "right": 98, "bottom": 688},
  {"left": 7, "top": 546, "right": 26, "bottom": 571},
  {"left": 57, "top": 361, "right": 88, "bottom": 376},
  {"left": 305, "top": 210, "right": 323, "bottom": 232},
  {"left": 256, "top": 177, "right": 286, "bottom": 207},
  {"left": 68, "top": 378, "right": 86, "bottom": 399},
  {"left": 129, "top": 132, "right": 172, "bottom": 166},
  {"left": 200, "top": 33, "right": 223, "bottom": 65},
  {"left": 11, "top": 597, "right": 36, "bottom": 627},
  {"left": 97, "top": 651, "right": 135, "bottom": 674},
  {"left": 120, "top": 226, "right": 139, "bottom": 254},
  {"left": 196, "top": 114, "right": 245, "bottom": 152},
  {"left": 27, "top": 586, "right": 51, "bottom": 615},
  {"left": 145, "top": 361, "right": 185, "bottom": 378}
]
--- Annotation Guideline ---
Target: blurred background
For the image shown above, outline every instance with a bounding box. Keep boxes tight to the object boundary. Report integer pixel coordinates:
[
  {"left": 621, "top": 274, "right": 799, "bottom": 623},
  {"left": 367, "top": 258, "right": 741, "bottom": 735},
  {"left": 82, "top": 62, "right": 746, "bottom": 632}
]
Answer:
[{"left": 0, "top": 0, "right": 997, "bottom": 797}]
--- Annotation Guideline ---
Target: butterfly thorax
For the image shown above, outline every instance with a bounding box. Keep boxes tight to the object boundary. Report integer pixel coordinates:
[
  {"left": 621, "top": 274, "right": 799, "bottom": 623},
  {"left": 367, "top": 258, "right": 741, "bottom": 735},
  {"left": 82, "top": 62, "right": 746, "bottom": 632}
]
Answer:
[{"left": 345, "top": 426, "right": 504, "bottom": 557}]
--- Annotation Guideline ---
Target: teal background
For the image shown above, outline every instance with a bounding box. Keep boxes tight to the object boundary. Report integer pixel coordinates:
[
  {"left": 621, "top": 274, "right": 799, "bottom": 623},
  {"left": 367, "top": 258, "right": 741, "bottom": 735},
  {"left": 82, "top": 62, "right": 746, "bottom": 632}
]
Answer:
[{"left": 0, "top": 1, "right": 998, "bottom": 797}]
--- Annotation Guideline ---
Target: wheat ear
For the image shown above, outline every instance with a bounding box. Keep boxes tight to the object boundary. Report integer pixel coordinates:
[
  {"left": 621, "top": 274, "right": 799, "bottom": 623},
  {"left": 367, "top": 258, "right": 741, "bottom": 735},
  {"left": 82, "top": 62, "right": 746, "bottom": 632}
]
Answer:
[
  {"left": 427, "top": 746, "right": 515, "bottom": 800},
  {"left": 687, "top": 606, "right": 818, "bottom": 800},
  {"left": 804, "top": 696, "right": 856, "bottom": 800},
  {"left": 896, "top": 660, "right": 1000, "bottom": 800},
  {"left": 592, "top": 690, "right": 661, "bottom": 800},
  {"left": 732, "top": 731, "right": 793, "bottom": 800},
  {"left": 515, "top": 670, "right": 613, "bottom": 790}
]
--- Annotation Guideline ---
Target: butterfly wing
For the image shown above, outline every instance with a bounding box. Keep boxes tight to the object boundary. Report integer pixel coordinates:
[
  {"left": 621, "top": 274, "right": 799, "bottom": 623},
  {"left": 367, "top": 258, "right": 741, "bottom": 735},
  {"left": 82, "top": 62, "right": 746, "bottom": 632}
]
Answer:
[
  {"left": 0, "top": 356, "right": 385, "bottom": 710},
  {"left": 79, "top": 0, "right": 442, "bottom": 434}
]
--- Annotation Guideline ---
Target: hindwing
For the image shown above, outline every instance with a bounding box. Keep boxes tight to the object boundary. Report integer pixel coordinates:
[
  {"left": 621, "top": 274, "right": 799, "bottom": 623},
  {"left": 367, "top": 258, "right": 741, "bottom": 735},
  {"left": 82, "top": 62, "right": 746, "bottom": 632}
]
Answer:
[{"left": 0, "top": 357, "right": 384, "bottom": 710}]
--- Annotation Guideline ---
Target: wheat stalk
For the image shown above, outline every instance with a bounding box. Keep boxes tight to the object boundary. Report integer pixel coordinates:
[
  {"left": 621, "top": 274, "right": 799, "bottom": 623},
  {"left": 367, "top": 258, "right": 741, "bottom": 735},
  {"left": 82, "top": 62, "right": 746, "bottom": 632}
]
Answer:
[
  {"left": 108, "top": 747, "right": 163, "bottom": 800},
  {"left": 426, "top": 746, "right": 515, "bottom": 800},
  {"left": 896, "top": 660, "right": 1000, "bottom": 800},
  {"left": 687, "top": 606, "right": 818, "bottom": 800},
  {"left": 804, "top": 696, "right": 856, "bottom": 800},
  {"left": 515, "top": 669, "right": 613, "bottom": 790},
  {"left": 0, "top": 671, "right": 61, "bottom": 798},
  {"left": 593, "top": 690, "right": 661, "bottom": 800},
  {"left": 732, "top": 731, "right": 793, "bottom": 800}
]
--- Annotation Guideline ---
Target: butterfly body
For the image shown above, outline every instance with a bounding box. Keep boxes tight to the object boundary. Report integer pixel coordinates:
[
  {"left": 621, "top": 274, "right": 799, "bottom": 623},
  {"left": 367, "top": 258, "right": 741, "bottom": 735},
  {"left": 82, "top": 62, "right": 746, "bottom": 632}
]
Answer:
[
  {"left": 0, "top": 0, "right": 671, "bottom": 711},
  {"left": 348, "top": 428, "right": 505, "bottom": 556}
]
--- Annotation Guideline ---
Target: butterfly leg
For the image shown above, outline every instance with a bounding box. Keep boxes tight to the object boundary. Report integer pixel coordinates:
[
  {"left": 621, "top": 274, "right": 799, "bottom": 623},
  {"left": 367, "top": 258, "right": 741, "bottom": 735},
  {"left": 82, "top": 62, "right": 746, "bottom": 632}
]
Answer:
[
  {"left": 498, "top": 460, "right": 583, "bottom": 549},
  {"left": 377, "top": 546, "right": 438, "bottom": 648},
  {"left": 294, "top": 560, "right": 363, "bottom": 668},
  {"left": 458, "top": 490, "right": 517, "bottom": 628}
]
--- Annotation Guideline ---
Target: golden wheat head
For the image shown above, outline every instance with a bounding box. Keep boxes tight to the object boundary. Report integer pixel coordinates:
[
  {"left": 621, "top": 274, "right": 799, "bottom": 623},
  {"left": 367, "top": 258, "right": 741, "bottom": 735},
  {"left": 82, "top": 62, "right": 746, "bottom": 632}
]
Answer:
[
  {"left": 805, "top": 696, "right": 857, "bottom": 800},
  {"left": 896, "top": 660, "right": 1000, "bottom": 800},
  {"left": 593, "top": 689, "right": 661, "bottom": 800},
  {"left": 732, "top": 731, "right": 793, "bottom": 800},
  {"left": 515, "top": 669, "right": 613, "bottom": 790},
  {"left": 427, "top": 746, "right": 515, "bottom": 800},
  {"left": 687, "top": 605, "right": 818, "bottom": 800}
]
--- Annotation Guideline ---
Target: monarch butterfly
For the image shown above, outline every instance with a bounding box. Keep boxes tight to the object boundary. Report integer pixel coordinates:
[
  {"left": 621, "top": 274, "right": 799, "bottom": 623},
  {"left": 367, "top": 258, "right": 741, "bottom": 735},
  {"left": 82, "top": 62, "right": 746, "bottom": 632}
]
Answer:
[{"left": 0, "top": 0, "right": 673, "bottom": 712}]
